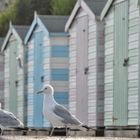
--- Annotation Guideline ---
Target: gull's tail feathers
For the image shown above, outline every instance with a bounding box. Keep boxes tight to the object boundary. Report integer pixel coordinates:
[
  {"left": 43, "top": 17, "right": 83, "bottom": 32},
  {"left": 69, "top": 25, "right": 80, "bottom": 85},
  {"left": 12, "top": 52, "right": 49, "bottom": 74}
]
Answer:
[{"left": 17, "top": 119, "right": 24, "bottom": 128}]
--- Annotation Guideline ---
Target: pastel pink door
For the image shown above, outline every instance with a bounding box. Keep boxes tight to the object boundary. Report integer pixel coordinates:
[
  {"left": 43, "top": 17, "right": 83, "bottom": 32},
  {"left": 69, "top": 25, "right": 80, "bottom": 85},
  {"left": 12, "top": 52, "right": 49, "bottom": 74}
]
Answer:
[{"left": 76, "top": 16, "right": 88, "bottom": 125}]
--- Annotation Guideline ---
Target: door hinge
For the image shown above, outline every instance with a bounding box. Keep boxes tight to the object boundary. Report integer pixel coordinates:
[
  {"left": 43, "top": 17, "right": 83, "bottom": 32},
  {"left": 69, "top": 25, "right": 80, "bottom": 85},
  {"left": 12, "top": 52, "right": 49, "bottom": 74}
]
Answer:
[
  {"left": 84, "top": 67, "right": 89, "bottom": 75},
  {"left": 112, "top": 116, "right": 118, "bottom": 122},
  {"left": 15, "top": 80, "right": 18, "bottom": 87}
]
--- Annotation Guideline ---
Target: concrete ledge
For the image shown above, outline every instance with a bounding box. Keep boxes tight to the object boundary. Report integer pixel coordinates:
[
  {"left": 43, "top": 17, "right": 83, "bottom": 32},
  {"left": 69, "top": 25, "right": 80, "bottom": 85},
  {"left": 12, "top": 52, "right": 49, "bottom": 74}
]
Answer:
[
  {"left": 68, "top": 129, "right": 104, "bottom": 137},
  {"left": 3, "top": 129, "right": 50, "bottom": 136},
  {"left": 105, "top": 130, "right": 139, "bottom": 138},
  {"left": 2, "top": 128, "right": 104, "bottom": 137},
  {"left": 68, "top": 130, "right": 95, "bottom": 136}
]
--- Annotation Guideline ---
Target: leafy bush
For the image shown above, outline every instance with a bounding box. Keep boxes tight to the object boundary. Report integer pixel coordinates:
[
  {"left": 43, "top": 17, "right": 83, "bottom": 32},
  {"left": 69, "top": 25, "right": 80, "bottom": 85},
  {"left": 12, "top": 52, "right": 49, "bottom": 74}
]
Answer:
[
  {"left": 0, "top": 0, "right": 17, "bottom": 36},
  {"left": 51, "top": 0, "right": 76, "bottom": 15},
  {"left": 0, "top": 0, "right": 51, "bottom": 36},
  {"left": 0, "top": 0, "right": 76, "bottom": 36},
  {"left": 14, "top": 0, "right": 32, "bottom": 25}
]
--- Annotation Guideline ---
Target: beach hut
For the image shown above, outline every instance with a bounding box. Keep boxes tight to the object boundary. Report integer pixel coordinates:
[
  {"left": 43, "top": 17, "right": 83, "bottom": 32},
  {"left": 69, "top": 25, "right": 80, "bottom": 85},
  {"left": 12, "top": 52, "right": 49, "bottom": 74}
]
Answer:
[
  {"left": 0, "top": 38, "right": 4, "bottom": 108},
  {"left": 25, "top": 12, "right": 69, "bottom": 128},
  {"left": 65, "top": 0, "right": 107, "bottom": 128},
  {"left": 1, "top": 23, "right": 29, "bottom": 123},
  {"left": 101, "top": 0, "right": 140, "bottom": 135}
]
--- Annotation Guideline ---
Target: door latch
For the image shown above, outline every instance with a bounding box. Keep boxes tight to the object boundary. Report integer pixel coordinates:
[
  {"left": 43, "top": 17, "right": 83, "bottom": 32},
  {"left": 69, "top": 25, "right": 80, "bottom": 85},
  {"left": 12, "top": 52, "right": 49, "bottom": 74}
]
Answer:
[
  {"left": 41, "top": 76, "right": 44, "bottom": 82},
  {"left": 123, "top": 57, "right": 129, "bottom": 67},
  {"left": 15, "top": 80, "right": 18, "bottom": 87},
  {"left": 84, "top": 67, "right": 89, "bottom": 75}
]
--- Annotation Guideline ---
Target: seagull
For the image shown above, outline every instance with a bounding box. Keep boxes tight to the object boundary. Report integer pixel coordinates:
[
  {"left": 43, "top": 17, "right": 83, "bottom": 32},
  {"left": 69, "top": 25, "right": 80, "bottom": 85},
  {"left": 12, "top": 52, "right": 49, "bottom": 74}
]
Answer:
[
  {"left": 37, "top": 84, "right": 90, "bottom": 136},
  {"left": 0, "top": 109, "right": 24, "bottom": 135}
]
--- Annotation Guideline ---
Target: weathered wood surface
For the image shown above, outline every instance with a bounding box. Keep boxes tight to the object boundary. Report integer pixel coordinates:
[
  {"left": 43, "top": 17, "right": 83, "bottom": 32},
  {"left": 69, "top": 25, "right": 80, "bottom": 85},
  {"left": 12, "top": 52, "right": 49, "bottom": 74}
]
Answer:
[{"left": 1, "top": 136, "right": 140, "bottom": 140}]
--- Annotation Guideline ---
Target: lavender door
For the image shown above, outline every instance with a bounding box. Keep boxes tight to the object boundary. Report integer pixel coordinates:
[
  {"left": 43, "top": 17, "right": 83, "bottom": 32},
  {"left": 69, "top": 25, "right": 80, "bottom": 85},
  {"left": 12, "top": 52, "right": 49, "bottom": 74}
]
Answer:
[{"left": 76, "top": 16, "right": 88, "bottom": 125}]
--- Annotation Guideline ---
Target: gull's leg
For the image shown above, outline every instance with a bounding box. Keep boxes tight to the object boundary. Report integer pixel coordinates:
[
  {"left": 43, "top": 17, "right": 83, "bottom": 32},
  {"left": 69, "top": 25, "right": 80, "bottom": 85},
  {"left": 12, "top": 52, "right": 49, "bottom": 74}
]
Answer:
[
  {"left": 65, "top": 126, "right": 68, "bottom": 137},
  {"left": 50, "top": 127, "right": 54, "bottom": 136}
]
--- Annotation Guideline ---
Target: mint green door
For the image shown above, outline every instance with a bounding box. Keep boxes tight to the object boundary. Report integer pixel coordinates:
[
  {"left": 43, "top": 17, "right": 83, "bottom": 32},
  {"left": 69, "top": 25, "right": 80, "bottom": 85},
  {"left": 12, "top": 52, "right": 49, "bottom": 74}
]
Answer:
[
  {"left": 113, "top": 1, "right": 128, "bottom": 126},
  {"left": 9, "top": 40, "right": 18, "bottom": 116}
]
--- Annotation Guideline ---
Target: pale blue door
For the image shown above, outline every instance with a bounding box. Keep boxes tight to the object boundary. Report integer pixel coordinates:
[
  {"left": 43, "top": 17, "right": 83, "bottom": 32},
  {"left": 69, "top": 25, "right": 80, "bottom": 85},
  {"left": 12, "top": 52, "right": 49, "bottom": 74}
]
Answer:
[
  {"left": 33, "top": 31, "right": 44, "bottom": 127},
  {"left": 113, "top": 1, "right": 128, "bottom": 126},
  {"left": 9, "top": 41, "right": 18, "bottom": 116}
]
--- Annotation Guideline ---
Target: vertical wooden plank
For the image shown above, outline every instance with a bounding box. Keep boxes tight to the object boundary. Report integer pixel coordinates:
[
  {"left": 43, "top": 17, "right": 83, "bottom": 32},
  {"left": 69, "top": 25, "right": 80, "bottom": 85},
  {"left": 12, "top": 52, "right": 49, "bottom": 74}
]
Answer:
[
  {"left": 26, "top": 38, "right": 34, "bottom": 127},
  {"left": 9, "top": 40, "right": 18, "bottom": 116},
  {"left": 113, "top": 1, "right": 128, "bottom": 126},
  {"left": 104, "top": 7, "right": 114, "bottom": 126},
  {"left": 33, "top": 31, "right": 43, "bottom": 127},
  {"left": 0, "top": 53, "right": 4, "bottom": 108},
  {"left": 127, "top": 0, "right": 139, "bottom": 125},
  {"left": 76, "top": 16, "right": 88, "bottom": 125},
  {"left": 96, "top": 21, "right": 104, "bottom": 127},
  {"left": 68, "top": 21, "right": 77, "bottom": 117},
  {"left": 87, "top": 17, "right": 97, "bottom": 126},
  {"left": 4, "top": 47, "right": 10, "bottom": 110},
  {"left": 138, "top": 0, "right": 140, "bottom": 125}
]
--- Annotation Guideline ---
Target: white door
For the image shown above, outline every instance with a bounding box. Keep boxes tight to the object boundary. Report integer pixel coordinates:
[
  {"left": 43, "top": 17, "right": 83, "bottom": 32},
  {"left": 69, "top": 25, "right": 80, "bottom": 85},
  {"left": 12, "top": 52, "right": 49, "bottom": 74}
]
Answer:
[{"left": 76, "top": 16, "right": 88, "bottom": 125}]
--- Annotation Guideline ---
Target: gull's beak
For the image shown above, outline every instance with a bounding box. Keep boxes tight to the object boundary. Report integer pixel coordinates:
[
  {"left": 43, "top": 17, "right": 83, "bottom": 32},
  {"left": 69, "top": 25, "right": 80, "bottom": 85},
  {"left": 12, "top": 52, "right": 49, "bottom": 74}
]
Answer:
[{"left": 37, "top": 90, "right": 43, "bottom": 94}]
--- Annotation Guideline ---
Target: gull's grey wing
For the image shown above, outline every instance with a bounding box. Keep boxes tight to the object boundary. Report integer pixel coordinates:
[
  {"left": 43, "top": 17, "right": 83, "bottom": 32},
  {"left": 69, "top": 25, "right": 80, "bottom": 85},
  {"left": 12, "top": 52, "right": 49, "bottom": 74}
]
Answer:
[
  {"left": 53, "top": 104, "right": 81, "bottom": 125},
  {"left": 0, "top": 109, "right": 23, "bottom": 128}
]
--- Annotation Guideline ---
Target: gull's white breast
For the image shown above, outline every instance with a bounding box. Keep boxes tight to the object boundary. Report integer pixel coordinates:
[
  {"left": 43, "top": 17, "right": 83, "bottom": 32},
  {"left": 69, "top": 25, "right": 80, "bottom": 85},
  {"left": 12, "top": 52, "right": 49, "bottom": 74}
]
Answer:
[{"left": 43, "top": 97, "right": 65, "bottom": 127}]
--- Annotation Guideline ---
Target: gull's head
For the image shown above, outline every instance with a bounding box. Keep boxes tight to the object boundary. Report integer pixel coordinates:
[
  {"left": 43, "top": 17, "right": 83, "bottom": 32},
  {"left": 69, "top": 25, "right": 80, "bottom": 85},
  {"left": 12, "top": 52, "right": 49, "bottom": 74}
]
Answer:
[{"left": 37, "top": 84, "right": 54, "bottom": 95}]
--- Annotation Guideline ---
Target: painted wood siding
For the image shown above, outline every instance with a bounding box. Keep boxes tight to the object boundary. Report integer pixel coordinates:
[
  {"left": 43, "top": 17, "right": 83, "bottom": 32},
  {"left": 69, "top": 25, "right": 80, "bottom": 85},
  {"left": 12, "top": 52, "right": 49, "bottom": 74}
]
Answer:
[
  {"left": 113, "top": 1, "right": 128, "bottom": 125},
  {"left": 4, "top": 34, "right": 25, "bottom": 123},
  {"left": 69, "top": 9, "right": 90, "bottom": 124},
  {"left": 27, "top": 26, "right": 50, "bottom": 127},
  {"left": 127, "top": 0, "right": 139, "bottom": 125},
  {"left": 43, "top": 35, "right": 51, "bottom": 127},
  {"left": 17, "top": 43, "right": 24, "bottom": 122},
  {"left": 27, "top": 26, "right": 47, "bottom": 127},
  {"left": 69, "top": 8, "right": 104, "bottom": 127},
  {"left": 27, "top": 38, "right": 34, "bottom": 127},
  {"left": 96, "top": 22, "right": 104, "bottom": 126},
  {"left": 26, "top": 23, "right": 69, "bottom": 128},
  {"left": 104, "top": 0, "right": 140, "bottom": 126},
  {"left": 33, "top": 30, "right": 44, "bottom": 127},
  {"left": 104, "top": 8, "right": 114, "bottom": 126},
  {"left": 9, "top": 39, "right": 18, "bottom": 116},
  {"left": 4, "top": 45, "right": 10, "bottom": 110},
  {"left": 69, "top": 22, "right": 77, "bottom": 116},
  {"left": 87, "top": 16, "right": 97, "bottom": 126},
  {"left": 0, "top": 53, "right": 4, "bottom": 108},
  {"left": 50, "top": 36, "right": 69, "bottom": 109},
  {"left": 88, "top": 18, "right": 104, "bottom": 127}
]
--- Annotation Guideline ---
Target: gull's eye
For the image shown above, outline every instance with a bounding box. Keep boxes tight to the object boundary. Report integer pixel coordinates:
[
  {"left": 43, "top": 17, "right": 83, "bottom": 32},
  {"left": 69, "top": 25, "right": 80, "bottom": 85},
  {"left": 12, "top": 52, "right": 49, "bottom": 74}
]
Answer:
[{"left": 45, "top": 87, "right": 47, "bottom": 90}]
